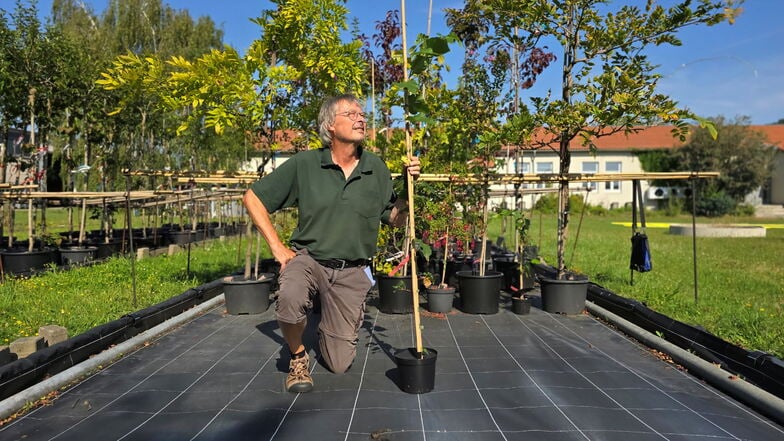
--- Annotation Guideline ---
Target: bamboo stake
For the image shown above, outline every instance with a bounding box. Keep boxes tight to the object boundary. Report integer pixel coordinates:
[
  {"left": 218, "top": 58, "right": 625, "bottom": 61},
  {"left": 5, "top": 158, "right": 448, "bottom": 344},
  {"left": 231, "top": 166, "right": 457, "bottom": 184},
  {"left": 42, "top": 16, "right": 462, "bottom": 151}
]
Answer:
[{"left": 401, "top": 0, "right": 423, "bottom": 356}]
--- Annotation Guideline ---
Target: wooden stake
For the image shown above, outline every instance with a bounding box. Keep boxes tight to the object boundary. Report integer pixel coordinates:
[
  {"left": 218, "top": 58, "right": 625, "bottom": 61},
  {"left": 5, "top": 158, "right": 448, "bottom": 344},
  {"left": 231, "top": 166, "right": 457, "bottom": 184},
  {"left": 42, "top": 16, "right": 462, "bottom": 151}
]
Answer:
[{"left": 401, "top": 0, "right": 423, "bottom": 356}]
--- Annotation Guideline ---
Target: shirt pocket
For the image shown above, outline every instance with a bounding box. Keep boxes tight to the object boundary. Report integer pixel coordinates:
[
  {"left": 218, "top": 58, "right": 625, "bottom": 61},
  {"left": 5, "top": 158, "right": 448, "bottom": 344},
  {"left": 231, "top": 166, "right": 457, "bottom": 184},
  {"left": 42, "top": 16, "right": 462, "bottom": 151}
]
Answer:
[{"left": 351, "top": 194, "right": 381, "bottom": 221}]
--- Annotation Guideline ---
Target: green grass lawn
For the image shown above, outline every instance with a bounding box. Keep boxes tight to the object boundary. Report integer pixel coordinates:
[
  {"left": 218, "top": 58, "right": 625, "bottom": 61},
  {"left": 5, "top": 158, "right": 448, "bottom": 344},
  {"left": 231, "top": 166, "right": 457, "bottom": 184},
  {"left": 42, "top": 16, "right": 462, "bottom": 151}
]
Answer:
[{"left": 492, "top": 211, "right": 784, "bottom": 358}]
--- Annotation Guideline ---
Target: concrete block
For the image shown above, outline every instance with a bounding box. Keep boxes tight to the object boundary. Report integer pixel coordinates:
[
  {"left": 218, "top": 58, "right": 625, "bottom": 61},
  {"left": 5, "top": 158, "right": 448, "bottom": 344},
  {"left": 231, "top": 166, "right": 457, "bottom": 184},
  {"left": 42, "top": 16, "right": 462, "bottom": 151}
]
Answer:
[
  {"left": 168, "top": 244, "right": 181, "bottom": 256},
  {"left": 39, "top": 325, "right": 68, "bottom": 346},
  {"left": 0, "top": 345, "right": 17, "bottom": 365},
  {"left": 10, "top": 336, "right": 45, "bottom": 358},
  {"left": 136, "top": 247, "right": 150, "bottom": 260}
]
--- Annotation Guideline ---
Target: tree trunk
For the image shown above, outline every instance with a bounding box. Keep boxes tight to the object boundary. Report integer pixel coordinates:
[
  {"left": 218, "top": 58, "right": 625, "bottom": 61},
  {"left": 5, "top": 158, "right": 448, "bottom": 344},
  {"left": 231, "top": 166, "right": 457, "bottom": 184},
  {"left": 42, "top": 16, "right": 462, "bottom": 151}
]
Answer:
[{"left": 556, "top": 5, "right": 578, "bottom": 280}]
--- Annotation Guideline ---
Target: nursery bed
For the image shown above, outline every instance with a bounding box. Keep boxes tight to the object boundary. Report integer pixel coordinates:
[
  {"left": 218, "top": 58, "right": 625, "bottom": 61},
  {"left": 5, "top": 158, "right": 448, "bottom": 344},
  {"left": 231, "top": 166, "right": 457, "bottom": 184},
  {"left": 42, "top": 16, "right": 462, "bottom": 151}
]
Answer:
[{"left": 1, "top": 290, "right": 782, "bottom": 441}]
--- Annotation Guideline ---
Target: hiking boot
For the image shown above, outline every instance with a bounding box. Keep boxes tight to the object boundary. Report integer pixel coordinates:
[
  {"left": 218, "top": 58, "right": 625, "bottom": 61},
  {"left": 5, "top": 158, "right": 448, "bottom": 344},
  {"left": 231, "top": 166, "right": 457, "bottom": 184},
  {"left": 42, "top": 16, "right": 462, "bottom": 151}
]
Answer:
[{"left": 286, "top": 353, "right": 313, "bottom": 393}]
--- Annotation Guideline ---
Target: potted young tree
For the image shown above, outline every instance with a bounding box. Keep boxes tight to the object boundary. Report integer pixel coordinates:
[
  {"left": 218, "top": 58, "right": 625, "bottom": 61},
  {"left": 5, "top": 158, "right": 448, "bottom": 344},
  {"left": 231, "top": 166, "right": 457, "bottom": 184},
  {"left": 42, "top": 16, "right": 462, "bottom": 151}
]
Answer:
[
  {"left": 493, "top": 207, "right": 536, "bottom": 314},
  {"left": 222, "top": 221, "right": 274, "bottom": 315},
  {"left": 1, "top": 193, "right": 59, "bottom": 276},
  {"left": 390, "top": 15, "right": 455, "bottom": 393},
  {"left": 374, "top": 222, "right": 416, "bottom": 314},
  {"left": 418, "top": 183, "right": 471, "bottom": 314},
  {"left": 448, "top": 54, "right": 506, "bottom": 315},
  {"left": 59, "top": 196, "right": 97, "bottom": 266}
]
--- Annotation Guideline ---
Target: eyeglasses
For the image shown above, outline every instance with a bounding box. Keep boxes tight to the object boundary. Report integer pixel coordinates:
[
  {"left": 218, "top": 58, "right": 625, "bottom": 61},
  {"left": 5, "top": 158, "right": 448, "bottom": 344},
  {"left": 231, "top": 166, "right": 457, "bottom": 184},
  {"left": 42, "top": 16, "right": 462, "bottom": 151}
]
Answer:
[{"left": 336, "top": 110, "right": 367, "bottom": 121}]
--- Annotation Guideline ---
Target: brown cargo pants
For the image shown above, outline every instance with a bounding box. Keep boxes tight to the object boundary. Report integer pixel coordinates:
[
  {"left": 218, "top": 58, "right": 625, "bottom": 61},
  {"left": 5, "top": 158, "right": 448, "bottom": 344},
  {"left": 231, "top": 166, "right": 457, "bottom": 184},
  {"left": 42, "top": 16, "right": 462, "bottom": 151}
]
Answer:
[{"left": 275, "top": 250, "right": 373, "bottom": 374}]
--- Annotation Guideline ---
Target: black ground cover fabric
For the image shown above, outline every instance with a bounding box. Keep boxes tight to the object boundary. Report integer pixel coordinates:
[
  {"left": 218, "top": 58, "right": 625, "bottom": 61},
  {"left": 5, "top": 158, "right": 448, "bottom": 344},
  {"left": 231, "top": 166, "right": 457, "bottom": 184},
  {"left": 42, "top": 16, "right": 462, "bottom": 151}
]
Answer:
[
  {"left": 1, "top": 288, "right": 782, "bottom": 441},
  {"left": 0, "top": 280, "right": 224, "bottom": 400},
  {"left": 534, "top": 264, "right": 784, "bottom": 401}
]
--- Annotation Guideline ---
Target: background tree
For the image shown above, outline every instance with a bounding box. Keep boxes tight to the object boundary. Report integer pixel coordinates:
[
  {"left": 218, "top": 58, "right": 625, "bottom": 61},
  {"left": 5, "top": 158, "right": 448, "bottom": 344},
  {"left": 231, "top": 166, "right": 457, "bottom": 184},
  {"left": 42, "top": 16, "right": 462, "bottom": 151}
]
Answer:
[
  {"left": 0, "top": 8, "right": 14, "bottom": 179},
  {"left": 99, "top": 0, "right": 367, "bottom": 178},
  {"left": 251, "top": 0, "right": 366, "bottom": 147},
  {"left": 82, "top": 0, "right": 225, "bottom": 184},
  {"left": 358, "top": 9, "right": 403, "bottom": 155},
  {"left": 675, "top": 116, "right": 775, "bottom": 215}
]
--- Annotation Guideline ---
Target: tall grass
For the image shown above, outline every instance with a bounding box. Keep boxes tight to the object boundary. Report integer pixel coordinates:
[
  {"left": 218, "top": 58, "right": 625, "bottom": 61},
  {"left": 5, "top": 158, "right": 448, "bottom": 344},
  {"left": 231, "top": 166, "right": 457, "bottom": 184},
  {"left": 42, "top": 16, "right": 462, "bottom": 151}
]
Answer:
[{"left": 491, "top": 211, "right": 784, "bottom": 358}]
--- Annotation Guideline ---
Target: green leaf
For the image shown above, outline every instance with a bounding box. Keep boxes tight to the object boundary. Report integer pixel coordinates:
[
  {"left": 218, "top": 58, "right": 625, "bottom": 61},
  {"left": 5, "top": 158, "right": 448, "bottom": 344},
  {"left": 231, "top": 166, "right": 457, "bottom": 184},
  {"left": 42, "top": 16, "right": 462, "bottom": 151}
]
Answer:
[
  {"left": 395, "top": 80, "right": 420, "bottom": 94},
  {"left": 410, "top": 56, "right": 428, "bottom": 76},
  {"left": 695, "top": 116, "right": 718, "bottom": 140},
  {"left": 406, "top": 94, "right": 429, "bottom": 115},
  {"left": 424, "top": 36, "right": 450, "bottom": 55}
]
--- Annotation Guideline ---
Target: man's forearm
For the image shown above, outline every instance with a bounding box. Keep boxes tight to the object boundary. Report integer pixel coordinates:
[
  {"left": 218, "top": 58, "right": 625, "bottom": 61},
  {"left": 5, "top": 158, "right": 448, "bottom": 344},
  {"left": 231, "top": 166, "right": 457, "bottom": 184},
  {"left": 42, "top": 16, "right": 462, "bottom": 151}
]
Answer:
[{"left": 242, "top": 189, "right": 288, "bottom": 257}]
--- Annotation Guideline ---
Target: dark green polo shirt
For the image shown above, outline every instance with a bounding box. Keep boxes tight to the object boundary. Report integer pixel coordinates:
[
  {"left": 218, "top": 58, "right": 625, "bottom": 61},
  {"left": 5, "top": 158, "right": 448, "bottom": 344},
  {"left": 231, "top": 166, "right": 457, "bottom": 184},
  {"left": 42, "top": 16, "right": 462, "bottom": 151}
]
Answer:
[{"left": 250, "top": 147, "right": 395, "bottom": 261}]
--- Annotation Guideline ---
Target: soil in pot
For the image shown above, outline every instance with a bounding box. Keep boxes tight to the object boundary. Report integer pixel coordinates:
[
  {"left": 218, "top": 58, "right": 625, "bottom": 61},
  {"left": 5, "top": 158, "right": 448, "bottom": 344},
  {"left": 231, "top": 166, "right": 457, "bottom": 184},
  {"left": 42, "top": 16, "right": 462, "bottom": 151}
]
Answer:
[
  {"left": 223, "top": 273, "right": 274, "bottom": 315},
  {"left": 394, "top": 347, "right": 437, "bottom": 394}
]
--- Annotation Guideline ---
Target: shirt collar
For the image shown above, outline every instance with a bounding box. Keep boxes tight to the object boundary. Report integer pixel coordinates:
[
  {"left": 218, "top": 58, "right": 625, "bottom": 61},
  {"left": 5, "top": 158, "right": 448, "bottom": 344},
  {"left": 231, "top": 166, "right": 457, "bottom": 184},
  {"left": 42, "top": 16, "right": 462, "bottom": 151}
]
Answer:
[{"left": 319, "top": 146, "right": 372, "bottom": 174}]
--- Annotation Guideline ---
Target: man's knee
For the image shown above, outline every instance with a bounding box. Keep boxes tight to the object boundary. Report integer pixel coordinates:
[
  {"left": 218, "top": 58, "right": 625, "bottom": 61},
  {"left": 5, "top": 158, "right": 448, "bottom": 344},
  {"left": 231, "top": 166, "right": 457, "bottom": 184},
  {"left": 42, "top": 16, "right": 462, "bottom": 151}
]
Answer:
[
  {"left": 323, "top": 356, "right": 353, "bottom": 374},
  {"left": 275, "top": 286, "right": 312, "bottom": 323},
  {"left": 319, "top": 335, "right": 356, "bottom": 374}
]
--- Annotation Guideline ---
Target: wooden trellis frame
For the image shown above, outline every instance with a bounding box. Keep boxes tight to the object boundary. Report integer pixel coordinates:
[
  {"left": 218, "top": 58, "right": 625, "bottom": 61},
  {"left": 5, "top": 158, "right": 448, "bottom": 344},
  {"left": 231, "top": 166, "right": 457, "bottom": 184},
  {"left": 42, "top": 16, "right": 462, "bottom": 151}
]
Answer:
[{"left": 395, "top": 171, "right": 719, "bottom": 183}]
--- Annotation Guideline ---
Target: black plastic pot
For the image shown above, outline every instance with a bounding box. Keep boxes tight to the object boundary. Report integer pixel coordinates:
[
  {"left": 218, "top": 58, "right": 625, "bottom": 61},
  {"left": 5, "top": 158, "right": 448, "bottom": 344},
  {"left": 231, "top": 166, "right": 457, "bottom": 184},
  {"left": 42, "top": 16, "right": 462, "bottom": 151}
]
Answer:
[
  {"left": 377, "top": 274, "right": 414, "bottom": 314},
  {"left": 168, "top": 230, "right": 195, "bottom": 245},
  {"left": 456, "top": 270, "right": 503, "bottom": 314},
  {"left": 60, "top": 246, "right": 97, "bottom": 266},
  {"left": 511, "top": 296, "right": 531, "bottom": 315},
  {"left": 426, "top": 286, "right": 455, "bottom": 313},
  {"left": 91, "top": 239, "right": 124, "bottom": 259},
  {"left": 540, "top": 276, "right": 589, "bottom": 315},
  {"left": 493, "top": 259, "right": 535, "bottom": 291},
  {"left": 394, "top": 347, "right": 437, "bottom": 394},
  {"left": 223, "top": 274, "right": 274, "bottom": 315},
  {"left": 444, "top": 258, "right": 472, "bottom": 289},
  {"left": 0, "top": 247, "right": 58, "bottom": 275}
]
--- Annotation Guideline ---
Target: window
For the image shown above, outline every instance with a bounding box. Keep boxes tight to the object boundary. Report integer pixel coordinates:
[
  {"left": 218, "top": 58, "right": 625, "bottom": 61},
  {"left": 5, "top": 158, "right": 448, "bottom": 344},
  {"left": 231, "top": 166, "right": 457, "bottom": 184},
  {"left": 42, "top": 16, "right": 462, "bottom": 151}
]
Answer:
[
  {"left": 605, "top": 161, "right": 622, "bottom": 191},
  {"left": 515, "top": 161, "right": 531, "bottom": 188},
  {"left": 535, "top": 162, "right": 553, "bottom": 188},
  {"left": 582, "top": 161, "right": 598, "bottom": 190}
]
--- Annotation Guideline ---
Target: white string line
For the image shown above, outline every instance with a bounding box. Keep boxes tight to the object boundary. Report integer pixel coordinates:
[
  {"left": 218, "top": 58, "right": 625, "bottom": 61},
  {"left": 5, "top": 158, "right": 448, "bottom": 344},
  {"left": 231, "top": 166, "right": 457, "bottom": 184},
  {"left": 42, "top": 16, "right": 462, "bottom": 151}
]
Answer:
[
  {"left": 543, "top": 311, "right": 784, "bottom": 437},
  {"left": 189, "top": 347, "right": 279, "bottom": 440},
  {"left": 497, "top": 315, "right": 669, "bottom": 440},
  {"left": 417, "top": 393, "right": 426, "bottom": 441},
  {"left": 444, "top": 314, "right": 510, "bottom": 441},
  {"left": 342, "top": 309, "right": 381, "bottom": 441},
  {"left": 536, "top": 315, "right": 740, "bottom": 436},
  {"left": 474, "top": 315, "right": 591, "bottom": 440},
  {"left": 116, "top": 327, "right": 262, "bottom": 440},
  {"left": 47, "top": 312, "right": 239, "bottom": 441}
]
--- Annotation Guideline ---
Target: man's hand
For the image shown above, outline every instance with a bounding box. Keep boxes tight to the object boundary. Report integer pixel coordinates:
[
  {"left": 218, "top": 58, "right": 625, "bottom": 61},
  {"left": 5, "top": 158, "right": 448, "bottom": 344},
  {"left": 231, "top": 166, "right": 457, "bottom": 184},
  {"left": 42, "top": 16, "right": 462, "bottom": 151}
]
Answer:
[
  {"left": 404, "top": 154, "right": 420, "bottom": 180},
  {"left": 272, "top": 246, "right": 296, "bottom": 272}
]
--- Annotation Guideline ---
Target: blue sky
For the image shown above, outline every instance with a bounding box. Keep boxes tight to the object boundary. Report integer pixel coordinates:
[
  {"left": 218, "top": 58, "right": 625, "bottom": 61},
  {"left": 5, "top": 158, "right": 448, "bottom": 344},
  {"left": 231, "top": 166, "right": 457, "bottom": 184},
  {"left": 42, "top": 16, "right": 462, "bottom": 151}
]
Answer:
[{"left": 32, "top": 0, "right": 784, "bottom": 125}]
